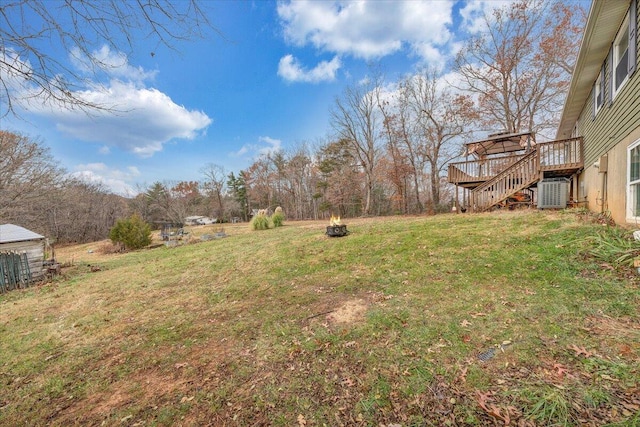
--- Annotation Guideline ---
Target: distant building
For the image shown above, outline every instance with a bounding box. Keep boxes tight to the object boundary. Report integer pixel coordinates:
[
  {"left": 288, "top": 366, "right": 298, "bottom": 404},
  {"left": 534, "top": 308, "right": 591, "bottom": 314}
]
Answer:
[{"left": 184, "top": 216, "right": 217, "bottom": 225}]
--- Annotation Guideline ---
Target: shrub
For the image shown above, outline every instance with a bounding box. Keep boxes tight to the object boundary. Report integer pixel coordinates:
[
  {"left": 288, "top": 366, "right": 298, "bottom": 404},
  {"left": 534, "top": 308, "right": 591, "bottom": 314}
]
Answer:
[
  {"left": 109, "top": 213, "right": 152, "bottom": 250},
  {"left": 250, "top": 210, "right": 271, "bottom": 230},
  {"left": 272, "top": 206, "right": 284, "bottom": 227},
  {"left": 583, "top": 227, "right": 640, "bottom": 268}
]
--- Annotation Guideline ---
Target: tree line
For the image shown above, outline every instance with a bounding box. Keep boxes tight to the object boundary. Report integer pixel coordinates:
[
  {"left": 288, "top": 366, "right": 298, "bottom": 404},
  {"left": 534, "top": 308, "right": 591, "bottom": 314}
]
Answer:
[{"left": 0, "top": 0, "right": 585, "bottom": 243}]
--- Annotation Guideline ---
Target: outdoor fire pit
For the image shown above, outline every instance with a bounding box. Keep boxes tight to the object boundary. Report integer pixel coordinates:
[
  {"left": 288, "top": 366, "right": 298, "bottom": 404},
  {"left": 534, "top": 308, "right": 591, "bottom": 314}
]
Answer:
[{"left": 326, "top": 215, "right": 349, "bottom": 237}]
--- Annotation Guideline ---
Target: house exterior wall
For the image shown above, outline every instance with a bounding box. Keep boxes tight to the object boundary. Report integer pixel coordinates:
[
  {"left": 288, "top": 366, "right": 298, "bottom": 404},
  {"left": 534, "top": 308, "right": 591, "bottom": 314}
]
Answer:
[
  {"left": 0, "top": 239, "right": 45, "bottom": 279},
  {"left": 575, "top": 0, "right": 640, "bottom": 225},
  {"left": 578, "top": 125, "right": 640, "bottom": 224}
]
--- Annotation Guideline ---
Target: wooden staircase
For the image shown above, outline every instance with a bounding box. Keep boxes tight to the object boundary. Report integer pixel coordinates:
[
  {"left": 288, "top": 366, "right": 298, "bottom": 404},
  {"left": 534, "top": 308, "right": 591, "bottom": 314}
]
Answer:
[
  {"left": 471, "top": 149, "right": 540, "bottom": 212},
  {"left": 448, "top": 137, "right": 584, "bottom": 212}
]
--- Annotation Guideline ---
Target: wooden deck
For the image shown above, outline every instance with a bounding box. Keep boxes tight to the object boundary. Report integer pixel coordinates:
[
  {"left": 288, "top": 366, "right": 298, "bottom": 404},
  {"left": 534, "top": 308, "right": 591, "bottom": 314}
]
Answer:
[
  {"left": 447, "top": 154, "right": 527, "bottom": 188},
  {"left": 448, "top": 137, "right": 583, "bottom": 211}
]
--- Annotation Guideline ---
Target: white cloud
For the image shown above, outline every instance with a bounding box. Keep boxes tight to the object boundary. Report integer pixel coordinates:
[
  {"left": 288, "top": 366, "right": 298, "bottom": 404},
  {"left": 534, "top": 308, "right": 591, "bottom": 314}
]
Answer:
[
  {"left": 411, "top": 42, "right": 445, "bottom": 64},
  {"left": 277, "top": 0, "right": 454, "bottom": 61},
  {"left": 46, "top": 80, "right": 211, "bottom": 157},
  {"left": 71, "top": 162, "right": 142, "bottom": 195},
  {"left": 232, "top": 136, "right": 283, "bottom": 159},
  {"left": 458, "top": 1, "right": 517, "bottom": 35},
  {"left": 70, "top": 45, "right": 158, "bottom": 84},
  {"left": 257, "top": 136, "right": 282, "bottom": 156},
  {"left": 2, "top": 46, "right": 211, "bottom": 157},
  {"left": 278, "top": 54, "right": 341, "bottom": 83}
]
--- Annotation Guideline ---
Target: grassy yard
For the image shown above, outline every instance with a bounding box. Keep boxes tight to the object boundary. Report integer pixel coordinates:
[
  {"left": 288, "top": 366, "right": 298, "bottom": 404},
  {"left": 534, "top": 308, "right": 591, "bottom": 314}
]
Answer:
[{"left": 1, "top": 210, "right": 639, "bottom": 426}]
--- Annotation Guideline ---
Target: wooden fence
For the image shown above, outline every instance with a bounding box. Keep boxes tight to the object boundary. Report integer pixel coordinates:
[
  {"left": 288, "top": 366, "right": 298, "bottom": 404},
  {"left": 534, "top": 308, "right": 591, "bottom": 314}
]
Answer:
[{"left": 0, "top": 252, "right": 34, "bottom": 293}]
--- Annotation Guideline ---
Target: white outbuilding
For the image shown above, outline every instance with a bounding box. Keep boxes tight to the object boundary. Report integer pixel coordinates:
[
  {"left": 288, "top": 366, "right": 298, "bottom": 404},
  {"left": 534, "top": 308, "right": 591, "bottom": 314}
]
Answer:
[{"left": 0, "top": 224, "right": 45, "bottom": 282}]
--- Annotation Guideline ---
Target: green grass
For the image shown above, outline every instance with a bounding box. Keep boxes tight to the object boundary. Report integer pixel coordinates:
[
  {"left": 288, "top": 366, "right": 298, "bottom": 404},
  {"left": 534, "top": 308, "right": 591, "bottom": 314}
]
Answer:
[{"left": 0, "top": 210, "right": 639, "bottom": 425}]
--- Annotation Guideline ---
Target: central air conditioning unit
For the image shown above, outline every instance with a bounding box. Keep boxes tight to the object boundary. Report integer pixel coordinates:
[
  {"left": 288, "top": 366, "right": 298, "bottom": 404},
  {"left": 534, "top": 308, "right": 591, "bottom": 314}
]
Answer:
[{"left": 538, "top": 178, "right": 569, "bottom": 209}]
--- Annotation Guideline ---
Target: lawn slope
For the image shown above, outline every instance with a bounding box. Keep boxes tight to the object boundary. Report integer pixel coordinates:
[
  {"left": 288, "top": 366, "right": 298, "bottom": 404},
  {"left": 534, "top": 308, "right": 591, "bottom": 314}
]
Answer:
[{"left": 1, "top": 211, "right": 639, "bottom": 426}]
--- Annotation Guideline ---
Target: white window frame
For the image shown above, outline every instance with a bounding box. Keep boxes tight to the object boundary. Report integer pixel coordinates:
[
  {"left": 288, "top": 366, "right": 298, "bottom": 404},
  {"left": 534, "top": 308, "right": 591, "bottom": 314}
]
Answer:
[
  {"left": 627, "top": 138, "right": 640, "bottom": 222},
  {"left": 594, "top": 71, "right": 603, "bottom": 114},
  {"left": 613, "top": 13, "right": 630, "bottom": 98}
]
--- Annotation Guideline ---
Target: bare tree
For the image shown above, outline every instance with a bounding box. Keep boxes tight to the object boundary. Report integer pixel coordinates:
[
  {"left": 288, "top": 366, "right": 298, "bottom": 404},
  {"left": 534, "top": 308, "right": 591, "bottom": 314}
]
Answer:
[
  {"left": 408, "top": 68, "right": 476, "bottom": 211},
  {"left": 0, "top": 130, "right": 128, "bottom": 242},
  {"left": 244, "top": 156, "right": 276, "bottom": 211},
  {"left": 0, "top": 130, "right": 66, "bottom": 224},
  {"left": 454, "top": 0, "right": 585, "bottom": 137},
  {"left": 331, "top": 77, "right": 382, "bottom": 216},
  {"left": 1, "top": 0, "right": 214, "bottom": 117},
  {"left": 378, "top": 80, "right": 426, "bottom": 214},
  {"left": 200, "top": 163, "right": 226, "bottom": 220},
  {"left": 48, "top": 180, "right": 128, "bottom": 243},
  {"left": 282, "top": 146, "right": 315, "bottom": 220}
]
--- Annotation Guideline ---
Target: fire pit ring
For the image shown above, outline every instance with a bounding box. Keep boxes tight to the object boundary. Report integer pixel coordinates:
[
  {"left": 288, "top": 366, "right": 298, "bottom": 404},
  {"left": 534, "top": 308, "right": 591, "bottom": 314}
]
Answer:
[{"left": 326, "top": 224, "right": 348, "bottom": 237}]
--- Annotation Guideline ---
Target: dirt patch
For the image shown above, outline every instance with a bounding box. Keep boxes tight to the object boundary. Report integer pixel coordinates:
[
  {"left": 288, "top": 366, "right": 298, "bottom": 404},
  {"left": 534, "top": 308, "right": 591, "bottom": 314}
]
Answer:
[
  {"left": 327, "top": 298, "right": 368, "bottom": 324},
  {"left": 585, "top": 315, "right": 640, "bottom": 339}
]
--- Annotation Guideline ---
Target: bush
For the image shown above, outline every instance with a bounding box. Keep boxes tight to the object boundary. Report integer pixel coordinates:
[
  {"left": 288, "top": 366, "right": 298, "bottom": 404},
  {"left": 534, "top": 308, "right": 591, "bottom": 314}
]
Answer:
[
  {"left": 250, "top": 210, "right": 271, "bottom": 230},
  {"left": 272, "top": 206, "right": 284, "bottom": 227},
  {"left": 109, "top": 213, "right": 152, "bottom": 250},
  {"left": 583, "top": 227, "right": 640, "bottom": 268}
]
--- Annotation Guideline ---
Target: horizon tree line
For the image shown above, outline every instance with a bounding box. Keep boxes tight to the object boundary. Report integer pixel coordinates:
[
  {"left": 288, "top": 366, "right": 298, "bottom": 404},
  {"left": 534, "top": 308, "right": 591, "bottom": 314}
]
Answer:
[{"left": 0, "top": 0, "right": 585, "bottom": 242}]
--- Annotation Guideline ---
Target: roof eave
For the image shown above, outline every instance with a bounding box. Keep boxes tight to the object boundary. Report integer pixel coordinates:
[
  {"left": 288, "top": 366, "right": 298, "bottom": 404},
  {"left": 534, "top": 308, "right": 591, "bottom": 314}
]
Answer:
[{"left": 556, "top": 0, "right": 631, "bottom": 140}]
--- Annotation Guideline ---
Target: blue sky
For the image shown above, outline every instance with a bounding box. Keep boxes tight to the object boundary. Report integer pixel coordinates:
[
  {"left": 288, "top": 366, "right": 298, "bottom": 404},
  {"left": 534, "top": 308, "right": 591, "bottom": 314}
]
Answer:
[{"left": 2, "top": 0, "right": 517, "bottom": 195}]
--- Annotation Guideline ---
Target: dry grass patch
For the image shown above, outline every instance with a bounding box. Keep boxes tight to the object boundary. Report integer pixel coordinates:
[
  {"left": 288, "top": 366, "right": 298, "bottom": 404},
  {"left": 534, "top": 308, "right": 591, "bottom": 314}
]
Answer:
[{"left": 327, "top": 298, "right": 368, "bottom": 324}]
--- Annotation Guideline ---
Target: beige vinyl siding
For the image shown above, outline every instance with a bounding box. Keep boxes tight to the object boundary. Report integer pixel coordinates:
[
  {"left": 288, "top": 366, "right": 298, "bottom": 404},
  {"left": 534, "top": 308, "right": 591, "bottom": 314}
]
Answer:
[{"left": 580, "top": 2, "right": 640, "bottom": 167}]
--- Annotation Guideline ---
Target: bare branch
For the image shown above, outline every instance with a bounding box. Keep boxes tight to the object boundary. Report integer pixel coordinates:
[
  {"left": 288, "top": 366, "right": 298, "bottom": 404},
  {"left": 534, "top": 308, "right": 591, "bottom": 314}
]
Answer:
[{"left": 0, "top": 0, "right": 217, "bottom": 118}]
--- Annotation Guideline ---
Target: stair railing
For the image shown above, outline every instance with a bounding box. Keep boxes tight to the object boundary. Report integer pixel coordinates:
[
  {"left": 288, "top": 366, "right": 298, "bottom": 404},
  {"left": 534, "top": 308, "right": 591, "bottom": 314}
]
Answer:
[{"left": 471, "top": 149, "right": 540, "bottom": 212}]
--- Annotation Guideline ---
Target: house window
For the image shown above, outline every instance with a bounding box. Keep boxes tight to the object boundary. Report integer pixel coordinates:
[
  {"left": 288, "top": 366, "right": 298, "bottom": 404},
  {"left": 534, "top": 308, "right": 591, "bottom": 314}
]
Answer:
[
  {"left": 613, "top": 14, "right": 630, "bottom": 95},
  {"left": 628, "top": 139, "right": 640, "bottom": 220},
  {"left": 594, "top": 71, "right": 603, "bottom": 113}
]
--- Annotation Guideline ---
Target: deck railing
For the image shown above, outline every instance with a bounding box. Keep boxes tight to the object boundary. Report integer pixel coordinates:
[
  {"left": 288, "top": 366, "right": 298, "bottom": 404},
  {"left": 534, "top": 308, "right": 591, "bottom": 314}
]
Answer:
[
  {"left": 538, "top": 137, "right": 583, "bottom": 171},
  {"left": 471, "top": 150, "right": 540, "bottom": 212},
  {"left": 447, "top": 154, "right": 526, "bottom": 184},
  {"left": 448, "top": 137, "right": 583, "bottom": 185}
]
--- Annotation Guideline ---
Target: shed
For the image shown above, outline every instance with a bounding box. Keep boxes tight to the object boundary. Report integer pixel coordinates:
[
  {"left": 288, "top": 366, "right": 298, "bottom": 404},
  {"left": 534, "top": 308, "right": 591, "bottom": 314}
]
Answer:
[{"left": 0, "top": 224, "right": 45, "bottom": 281}]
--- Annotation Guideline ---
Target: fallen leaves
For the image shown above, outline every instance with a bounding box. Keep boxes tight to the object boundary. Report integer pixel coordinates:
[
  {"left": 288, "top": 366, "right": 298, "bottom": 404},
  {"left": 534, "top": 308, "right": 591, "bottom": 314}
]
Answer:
[
  {"left": 618, "top": 344, "right": 633, "bottom": 357},
  {"left": 297, "top": 414, "right": 306, "bottom": 426},
  {"left": 470, "top": 312, "right": 488, "bottom": 318},
  {"left": 475, "top": 390, "right": 517, "bottom": 425},
  {"left": 567, "top": 344, "right": 596, "bottom": 358}
]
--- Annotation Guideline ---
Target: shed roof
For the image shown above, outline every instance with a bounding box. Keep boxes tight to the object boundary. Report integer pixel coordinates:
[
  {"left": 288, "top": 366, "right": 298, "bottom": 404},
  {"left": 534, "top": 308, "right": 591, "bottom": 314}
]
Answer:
[{"left": 0, "top": 224, "right": 45, "bottom": 244}]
